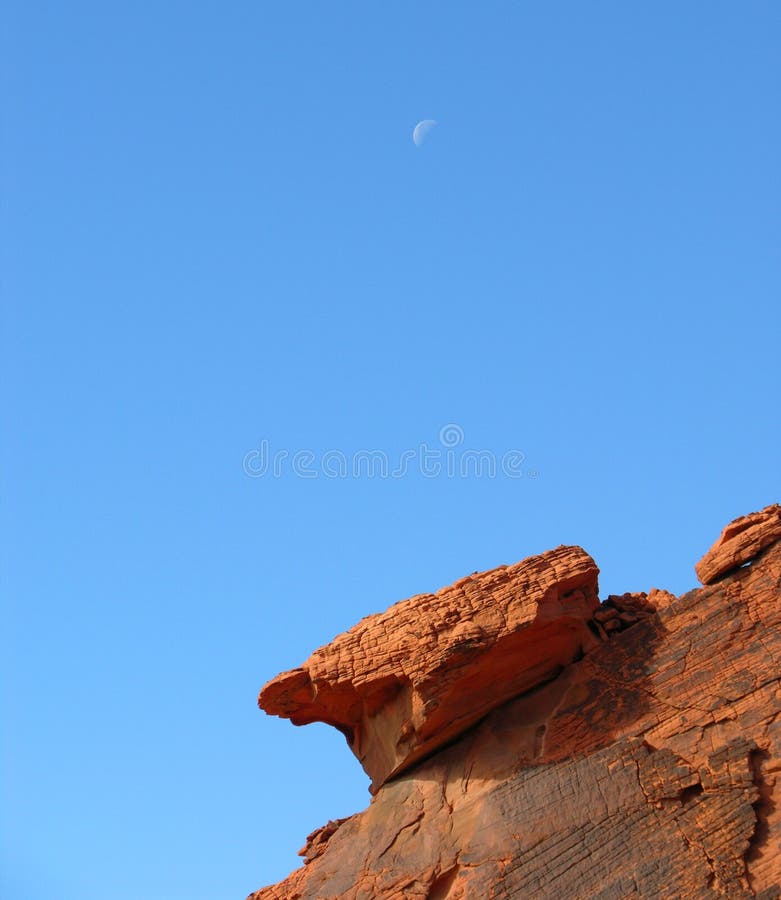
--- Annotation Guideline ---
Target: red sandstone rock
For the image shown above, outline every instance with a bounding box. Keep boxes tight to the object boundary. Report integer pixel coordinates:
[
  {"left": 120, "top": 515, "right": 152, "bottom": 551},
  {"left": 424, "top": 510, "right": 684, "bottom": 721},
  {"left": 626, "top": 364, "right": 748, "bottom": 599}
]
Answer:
[
  {"left": 260, "top": 545, "right": 600, "bottom": 791},
  {"left": 695, "top": 502, "right": 781, "bottom": 585},
  {"left": 250, "top": 506, "right": 781, "bottom": 899}
]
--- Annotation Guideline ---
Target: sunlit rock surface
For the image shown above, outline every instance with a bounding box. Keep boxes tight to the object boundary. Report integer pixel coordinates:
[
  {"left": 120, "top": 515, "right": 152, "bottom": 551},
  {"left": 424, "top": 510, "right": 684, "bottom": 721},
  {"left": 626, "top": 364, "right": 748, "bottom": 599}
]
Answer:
[
  {"left": 259, "top": 545, "right": 600, "bottom": 792},
  {"left": 251, "top": 504, "right": 781, "bottom": 899}
]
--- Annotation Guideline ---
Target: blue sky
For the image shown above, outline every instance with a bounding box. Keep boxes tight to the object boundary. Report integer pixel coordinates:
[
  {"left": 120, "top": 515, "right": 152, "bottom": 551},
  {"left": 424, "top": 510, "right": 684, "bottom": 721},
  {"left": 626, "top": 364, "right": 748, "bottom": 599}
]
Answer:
[{"left": 2, "top": 3, "right": 779, "bottom": 898}]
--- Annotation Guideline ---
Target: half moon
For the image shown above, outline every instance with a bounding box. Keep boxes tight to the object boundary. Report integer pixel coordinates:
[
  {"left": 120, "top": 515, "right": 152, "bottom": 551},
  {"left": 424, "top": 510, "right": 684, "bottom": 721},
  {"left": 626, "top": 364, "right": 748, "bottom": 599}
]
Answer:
[{"left": 413, "top": 119, "right": 437, "bottom": 147}]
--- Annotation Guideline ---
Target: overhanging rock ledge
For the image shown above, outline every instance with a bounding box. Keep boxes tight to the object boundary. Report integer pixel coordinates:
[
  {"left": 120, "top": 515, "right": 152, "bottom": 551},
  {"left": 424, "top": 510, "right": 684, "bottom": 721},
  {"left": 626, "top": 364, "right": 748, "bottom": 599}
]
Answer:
[
  {"left": 259, "top": 544, "right": 600, "bottom": 792},
  {"left": 251, "top": 503, "right": 781, "bottom": 900}
]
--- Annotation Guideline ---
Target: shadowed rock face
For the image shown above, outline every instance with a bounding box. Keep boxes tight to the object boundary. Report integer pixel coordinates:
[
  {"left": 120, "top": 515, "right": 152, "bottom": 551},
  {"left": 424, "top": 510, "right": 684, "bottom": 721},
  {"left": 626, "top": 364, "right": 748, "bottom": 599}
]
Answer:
[{"left": 250, "top": 504, "right": 781, "bottom": 900}]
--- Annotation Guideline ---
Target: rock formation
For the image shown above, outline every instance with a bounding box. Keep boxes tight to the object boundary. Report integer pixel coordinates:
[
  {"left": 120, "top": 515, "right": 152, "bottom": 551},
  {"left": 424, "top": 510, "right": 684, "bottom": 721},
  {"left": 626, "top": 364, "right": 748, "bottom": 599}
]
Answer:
[{"left": 250, "top": 504, "right": 781, "bottom": 899}]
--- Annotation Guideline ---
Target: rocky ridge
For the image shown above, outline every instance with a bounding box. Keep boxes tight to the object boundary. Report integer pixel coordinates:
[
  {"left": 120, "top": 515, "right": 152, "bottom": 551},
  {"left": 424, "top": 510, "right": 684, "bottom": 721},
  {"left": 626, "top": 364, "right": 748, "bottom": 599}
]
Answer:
[{"left": 251, "top": 504, "right": 781, "bottom": 899}]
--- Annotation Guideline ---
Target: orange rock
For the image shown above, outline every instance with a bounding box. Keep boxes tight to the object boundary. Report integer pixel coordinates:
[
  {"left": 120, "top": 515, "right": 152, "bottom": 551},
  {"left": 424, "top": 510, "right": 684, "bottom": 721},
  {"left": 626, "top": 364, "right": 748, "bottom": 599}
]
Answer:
[
  {"left": 259, "top": 545, "right": 600, "bottom": 791},
  {"left": 250, "top": 507, "right": 781, "bottom": 900},
  {"left": 695, "top": 502, "right": 781, "bottom": 585}
]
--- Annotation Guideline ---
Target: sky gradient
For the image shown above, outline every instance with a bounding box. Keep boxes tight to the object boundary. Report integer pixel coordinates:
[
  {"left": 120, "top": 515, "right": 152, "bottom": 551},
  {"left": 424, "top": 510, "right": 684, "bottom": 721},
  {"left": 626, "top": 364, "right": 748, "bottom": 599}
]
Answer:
[{"left": 2, "top": 3, "right": 780, "bottom": 898}]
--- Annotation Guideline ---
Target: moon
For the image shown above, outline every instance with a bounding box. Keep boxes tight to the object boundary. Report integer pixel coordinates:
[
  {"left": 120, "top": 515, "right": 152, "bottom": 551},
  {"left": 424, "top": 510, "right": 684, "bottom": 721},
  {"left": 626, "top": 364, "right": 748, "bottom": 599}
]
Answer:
[{"left": 413, "top": 119, "right": 437, "bottom": 147}]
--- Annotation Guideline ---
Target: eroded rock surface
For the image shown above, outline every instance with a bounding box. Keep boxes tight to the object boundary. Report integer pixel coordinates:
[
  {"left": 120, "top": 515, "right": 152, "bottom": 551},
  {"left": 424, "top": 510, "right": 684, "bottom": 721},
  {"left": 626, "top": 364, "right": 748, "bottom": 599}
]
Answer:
[
  {"left": 260, "top": 545, "right": 600, "bottom": 791},
  {"left": 695, "top": 503, "right": 781, "bottom": 586},
  {"left": 251, "top": 506, "right": 781, "bottom": 899}
]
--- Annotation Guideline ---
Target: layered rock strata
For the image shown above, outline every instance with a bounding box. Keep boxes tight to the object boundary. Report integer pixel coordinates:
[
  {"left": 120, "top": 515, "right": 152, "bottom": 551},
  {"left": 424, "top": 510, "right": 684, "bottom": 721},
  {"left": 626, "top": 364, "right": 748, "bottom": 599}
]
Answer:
[
  {"left": 695, "top": 503, "right": 781, "bottom": 585},
  {"left": 260, "top": 545, "right": 600, "bottom": 792},
  {"left": 251, "top": 504, "right": 781, "bottom": 899}
]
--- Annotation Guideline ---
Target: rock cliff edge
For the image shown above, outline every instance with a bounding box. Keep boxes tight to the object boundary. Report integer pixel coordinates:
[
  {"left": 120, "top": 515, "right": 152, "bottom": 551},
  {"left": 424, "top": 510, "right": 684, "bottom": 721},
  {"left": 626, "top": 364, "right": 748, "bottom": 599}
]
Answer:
[{"left": 251, "top": 504, "right": 781, "bottom": 899}]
